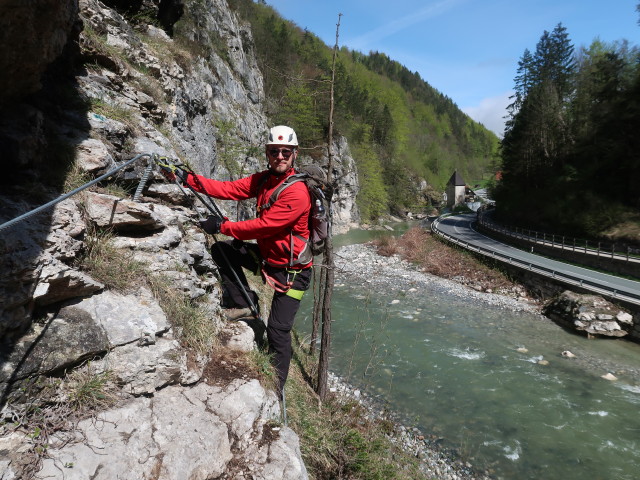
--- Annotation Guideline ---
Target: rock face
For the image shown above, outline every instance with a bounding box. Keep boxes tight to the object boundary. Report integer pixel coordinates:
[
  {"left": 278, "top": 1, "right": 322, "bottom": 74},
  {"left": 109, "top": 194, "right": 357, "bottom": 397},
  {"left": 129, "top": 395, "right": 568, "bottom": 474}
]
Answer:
[
  {"left": 314, "top": 136, "right": 361, "bottom": 234},
  {"left": 0, "top": 197, "right": 99, "bottom": 337},
  {"left": 0, "top": 0, "right": 360, "bottom": 337},
  {"left": 0, "top": 195, "right": 307, "bottom": 478},
  {"left": 35, "top": 382, "right": 307, "bottom": 480},
  {"left": 543, "top": 291, "right": 634, "bottom": 338},
  {"left": 0, "top": 0, "right": 79, "bottom": 103},
  {"left": 0, "top": 0, "right": 348, "bottom": 477}
]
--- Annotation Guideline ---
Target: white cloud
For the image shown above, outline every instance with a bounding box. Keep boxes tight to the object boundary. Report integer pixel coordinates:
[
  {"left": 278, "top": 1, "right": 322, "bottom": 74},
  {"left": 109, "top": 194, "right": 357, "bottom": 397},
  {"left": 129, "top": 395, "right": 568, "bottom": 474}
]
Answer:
[
  {"left": 350, "top": 0, "right": 465, "bottom": 50},
  {"left": 462, "top": 91, "right": 513, "bottom": 138}
]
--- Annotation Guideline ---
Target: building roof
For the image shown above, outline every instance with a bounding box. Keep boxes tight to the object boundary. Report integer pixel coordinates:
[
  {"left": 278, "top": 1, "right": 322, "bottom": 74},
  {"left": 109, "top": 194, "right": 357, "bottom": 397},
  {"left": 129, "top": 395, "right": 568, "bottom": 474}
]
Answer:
[{"left": 447, "top": 170, "right": 465, "bottom": 186}]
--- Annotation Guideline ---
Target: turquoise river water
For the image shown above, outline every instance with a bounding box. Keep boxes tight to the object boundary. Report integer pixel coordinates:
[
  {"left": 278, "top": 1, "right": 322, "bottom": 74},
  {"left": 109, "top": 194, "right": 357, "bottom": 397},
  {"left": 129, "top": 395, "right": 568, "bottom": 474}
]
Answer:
[{"left": 297, "top": 226, "right": 640, "bottom": 480}]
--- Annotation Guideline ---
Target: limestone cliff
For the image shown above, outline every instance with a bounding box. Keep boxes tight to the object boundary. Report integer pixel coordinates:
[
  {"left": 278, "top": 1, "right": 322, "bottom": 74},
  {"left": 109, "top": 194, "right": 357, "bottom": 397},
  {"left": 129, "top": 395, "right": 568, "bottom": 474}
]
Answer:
[{"left": 0, "top": 0, "right": 360, "bottom": 478}]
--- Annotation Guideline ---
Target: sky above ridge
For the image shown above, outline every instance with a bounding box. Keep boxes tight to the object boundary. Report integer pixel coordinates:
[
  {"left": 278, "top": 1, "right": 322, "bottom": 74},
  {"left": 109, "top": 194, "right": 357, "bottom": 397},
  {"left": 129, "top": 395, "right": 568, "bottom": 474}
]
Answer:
[{"left": 265, "top": 0, "right": 639, "bottom": 137}]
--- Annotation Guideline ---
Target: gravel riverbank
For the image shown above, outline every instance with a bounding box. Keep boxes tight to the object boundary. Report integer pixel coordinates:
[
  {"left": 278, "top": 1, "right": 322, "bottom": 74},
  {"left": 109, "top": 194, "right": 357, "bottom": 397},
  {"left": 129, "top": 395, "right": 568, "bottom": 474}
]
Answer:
[
  {"left": 326, "top": 371, "right": 492, "bottom": 480},
  {"left": 335, "top": 243, "right": 541, "bottom": 314}
]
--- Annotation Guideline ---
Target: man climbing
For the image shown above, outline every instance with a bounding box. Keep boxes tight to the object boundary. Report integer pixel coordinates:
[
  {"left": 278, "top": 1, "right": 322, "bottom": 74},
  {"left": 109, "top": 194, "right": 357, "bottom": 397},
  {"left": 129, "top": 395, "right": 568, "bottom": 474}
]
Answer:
[{"left": 165, "top": 125, "right": 312, "bottom": 396}]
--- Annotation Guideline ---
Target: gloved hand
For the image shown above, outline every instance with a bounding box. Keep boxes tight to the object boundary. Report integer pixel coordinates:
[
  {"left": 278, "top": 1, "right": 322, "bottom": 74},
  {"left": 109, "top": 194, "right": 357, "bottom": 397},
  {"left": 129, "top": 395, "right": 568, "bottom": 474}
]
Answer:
[
  {"left": 199, "top": 215, "right": 226, "bottom": 234},
  {"left": 172, "top": 165, "right": 188, "bottom": 183},
  {"left": 158, "top": 161, "right": 187, "bottom": 183}
]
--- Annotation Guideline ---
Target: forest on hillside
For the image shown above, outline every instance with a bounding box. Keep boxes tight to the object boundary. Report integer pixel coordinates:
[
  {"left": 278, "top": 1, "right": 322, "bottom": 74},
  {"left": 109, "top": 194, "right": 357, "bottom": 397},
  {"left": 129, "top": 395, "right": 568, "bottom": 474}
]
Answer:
[
  {"left": 230, "top": 0, "right": 499, "bottom": 221},
  {"left": 494, "top": 16, "right": 640, "bottom": 243}
]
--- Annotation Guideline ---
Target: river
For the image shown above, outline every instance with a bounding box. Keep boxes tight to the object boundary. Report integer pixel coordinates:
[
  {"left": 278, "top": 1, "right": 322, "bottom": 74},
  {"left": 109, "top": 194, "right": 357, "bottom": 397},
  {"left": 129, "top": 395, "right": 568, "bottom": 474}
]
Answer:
[{"left": 297, "top": 225, "right": 640, "bottom": 480}]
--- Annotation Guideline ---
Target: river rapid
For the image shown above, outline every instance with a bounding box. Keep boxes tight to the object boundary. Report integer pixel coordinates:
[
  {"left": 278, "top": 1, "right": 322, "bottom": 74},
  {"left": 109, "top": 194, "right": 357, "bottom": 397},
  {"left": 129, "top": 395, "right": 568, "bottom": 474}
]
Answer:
[{"left": 297, "top": 227, "right": 640, "bottom": 480}]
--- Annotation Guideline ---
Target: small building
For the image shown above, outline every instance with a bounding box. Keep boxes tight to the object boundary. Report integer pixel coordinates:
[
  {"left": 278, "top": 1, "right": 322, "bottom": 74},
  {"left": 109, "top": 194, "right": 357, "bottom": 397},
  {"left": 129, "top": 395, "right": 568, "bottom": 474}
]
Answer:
[{"left": 445, "top": 170, "right": 466, "bottom": 209}]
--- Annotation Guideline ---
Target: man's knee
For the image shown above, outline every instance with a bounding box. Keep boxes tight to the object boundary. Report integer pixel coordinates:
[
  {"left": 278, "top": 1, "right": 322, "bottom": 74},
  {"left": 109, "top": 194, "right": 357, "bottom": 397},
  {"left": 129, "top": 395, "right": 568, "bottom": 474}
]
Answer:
[{"left": 267, "top": 325, "right": 291, "bottom": 350}]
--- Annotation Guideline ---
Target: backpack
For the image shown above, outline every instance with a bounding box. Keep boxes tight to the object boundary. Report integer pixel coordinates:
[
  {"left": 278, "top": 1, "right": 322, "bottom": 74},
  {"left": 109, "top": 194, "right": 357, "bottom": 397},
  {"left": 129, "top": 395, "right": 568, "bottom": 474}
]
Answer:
[{"left": 258, "top": 164, "right": 333, "bottom": 258}]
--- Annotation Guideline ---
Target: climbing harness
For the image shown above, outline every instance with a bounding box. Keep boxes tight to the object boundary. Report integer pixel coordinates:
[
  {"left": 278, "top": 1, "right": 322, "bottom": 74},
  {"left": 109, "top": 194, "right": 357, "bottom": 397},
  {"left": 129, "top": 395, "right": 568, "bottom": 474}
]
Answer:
[{"left": 261, "top": 267, "right": 306, "bottom": 300}]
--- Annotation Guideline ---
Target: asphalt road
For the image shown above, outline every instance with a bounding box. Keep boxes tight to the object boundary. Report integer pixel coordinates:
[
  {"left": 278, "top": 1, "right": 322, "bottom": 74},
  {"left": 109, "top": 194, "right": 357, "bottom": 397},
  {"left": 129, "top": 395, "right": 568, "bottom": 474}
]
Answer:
[{"left": 433, "top": 214, "right": 640, "bottom": 306}]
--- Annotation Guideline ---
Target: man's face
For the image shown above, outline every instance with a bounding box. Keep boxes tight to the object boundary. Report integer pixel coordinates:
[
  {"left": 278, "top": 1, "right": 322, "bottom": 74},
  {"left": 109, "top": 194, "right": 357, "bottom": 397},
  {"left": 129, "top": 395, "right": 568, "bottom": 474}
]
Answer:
[{"left": 266, "top": 144, "right": 296, "bottom": 174}]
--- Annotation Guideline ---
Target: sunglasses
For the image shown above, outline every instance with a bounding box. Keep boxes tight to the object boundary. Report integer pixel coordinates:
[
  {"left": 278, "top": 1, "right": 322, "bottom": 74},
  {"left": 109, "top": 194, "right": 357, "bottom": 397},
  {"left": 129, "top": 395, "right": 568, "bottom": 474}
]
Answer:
[{"left": 268, "top": 148, "right": 295, "bottom": 158}]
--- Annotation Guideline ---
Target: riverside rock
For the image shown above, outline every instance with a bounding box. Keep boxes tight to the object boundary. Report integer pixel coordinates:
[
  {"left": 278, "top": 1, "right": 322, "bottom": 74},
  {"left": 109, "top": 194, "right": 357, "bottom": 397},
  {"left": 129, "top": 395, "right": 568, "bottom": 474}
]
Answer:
[{"left": 543, "top": 291, "right": 632, "bottom": 338}]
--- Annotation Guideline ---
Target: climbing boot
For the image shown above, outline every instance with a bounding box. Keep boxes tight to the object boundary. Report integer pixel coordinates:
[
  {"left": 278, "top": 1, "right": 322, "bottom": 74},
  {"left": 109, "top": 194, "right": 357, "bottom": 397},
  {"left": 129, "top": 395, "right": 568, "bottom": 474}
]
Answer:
[{"left": 224, "top": 307, "right": 253, "bottom": 321}]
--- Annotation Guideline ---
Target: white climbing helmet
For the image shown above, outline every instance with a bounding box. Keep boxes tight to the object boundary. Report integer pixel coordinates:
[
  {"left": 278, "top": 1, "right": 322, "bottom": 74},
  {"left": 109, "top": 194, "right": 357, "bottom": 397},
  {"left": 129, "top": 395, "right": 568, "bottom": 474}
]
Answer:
[{"left": 266, "top": 125, "right": 298, "bottom": 147}]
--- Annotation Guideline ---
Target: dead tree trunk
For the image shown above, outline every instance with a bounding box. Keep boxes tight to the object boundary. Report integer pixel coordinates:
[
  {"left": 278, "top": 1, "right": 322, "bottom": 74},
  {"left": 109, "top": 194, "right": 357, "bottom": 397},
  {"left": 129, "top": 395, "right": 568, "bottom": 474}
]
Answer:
[{"left": 316, "top": 13, "right": 341, "bottom": 401}]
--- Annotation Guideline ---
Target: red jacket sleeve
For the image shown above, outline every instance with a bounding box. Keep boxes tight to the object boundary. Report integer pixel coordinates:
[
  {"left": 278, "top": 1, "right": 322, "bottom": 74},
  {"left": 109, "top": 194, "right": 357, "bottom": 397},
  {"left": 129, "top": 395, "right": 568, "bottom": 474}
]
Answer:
[{"left": 185, "top": 172, "right": 261, "bottom": 200}]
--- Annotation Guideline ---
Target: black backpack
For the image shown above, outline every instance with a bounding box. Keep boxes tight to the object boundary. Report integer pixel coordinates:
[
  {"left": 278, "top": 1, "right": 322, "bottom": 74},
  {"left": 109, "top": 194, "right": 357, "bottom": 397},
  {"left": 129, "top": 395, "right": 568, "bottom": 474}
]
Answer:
[{"left": 258, "top": 164, "right": 332, "bottom": 257}]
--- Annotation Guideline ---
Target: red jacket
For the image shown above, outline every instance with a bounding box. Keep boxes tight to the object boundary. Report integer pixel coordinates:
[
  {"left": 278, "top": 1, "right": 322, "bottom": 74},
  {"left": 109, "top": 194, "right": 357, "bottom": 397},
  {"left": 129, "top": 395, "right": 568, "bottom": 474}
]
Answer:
[{"left": 186, "top": 168, "right": 312, "bottom": 268}]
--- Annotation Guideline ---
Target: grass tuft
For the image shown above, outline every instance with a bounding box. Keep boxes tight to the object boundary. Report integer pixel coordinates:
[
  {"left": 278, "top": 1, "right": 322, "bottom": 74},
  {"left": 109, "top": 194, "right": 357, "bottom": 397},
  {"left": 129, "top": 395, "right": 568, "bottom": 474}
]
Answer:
[
  {"left": 146, "top": 275, "right": 217, "bottom": 355},
  {"left": 285, "top": 340, "right": 429, "bottom": 480},
  {"left": 5, "top": 362, "right": 119, "bottom": 480},
  {"left": 77, "top": 228, "right": 217, "bottom": 354},
  {"left": 77, "top": 227, "right": 148, "bottom": 292},
  {"left": 64, "top": 366, "right": 117, "bottom": 412}
]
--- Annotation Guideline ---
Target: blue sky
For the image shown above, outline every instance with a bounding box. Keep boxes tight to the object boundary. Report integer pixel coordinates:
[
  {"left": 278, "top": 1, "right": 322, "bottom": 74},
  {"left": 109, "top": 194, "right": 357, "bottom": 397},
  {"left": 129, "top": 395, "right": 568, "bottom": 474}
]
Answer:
[{"left": 265, "top": 0, "right": 639, "bottom": 136}]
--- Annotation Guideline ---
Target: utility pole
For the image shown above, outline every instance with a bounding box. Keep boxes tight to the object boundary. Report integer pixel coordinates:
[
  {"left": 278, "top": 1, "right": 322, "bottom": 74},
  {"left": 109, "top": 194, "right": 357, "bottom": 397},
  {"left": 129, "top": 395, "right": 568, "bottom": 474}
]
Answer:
[{"left": 316, "top": 12, "right": 341, "bottom": 400}]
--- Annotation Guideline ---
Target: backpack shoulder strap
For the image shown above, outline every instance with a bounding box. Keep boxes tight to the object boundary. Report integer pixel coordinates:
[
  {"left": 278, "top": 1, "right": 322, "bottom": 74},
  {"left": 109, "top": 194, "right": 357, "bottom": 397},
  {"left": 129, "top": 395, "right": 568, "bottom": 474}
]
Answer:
[{"left": 258, "top": 173, "right": 307, "bottom": 212}]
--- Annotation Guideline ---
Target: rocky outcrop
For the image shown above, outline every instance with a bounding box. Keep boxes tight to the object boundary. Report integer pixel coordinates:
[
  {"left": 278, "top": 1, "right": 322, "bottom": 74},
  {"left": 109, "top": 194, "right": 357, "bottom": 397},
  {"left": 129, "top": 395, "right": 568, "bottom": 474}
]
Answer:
[
  {"left": 0, "top": 192, "right": 306, "bottom": 479},
  {"left": 0, "top": 0, "right": 359, "bottom": 335},
  {"left": 0, "top": 197, "right": 98, "bottom": 337},
  {"left": 35, "top": 380, "right": 306, "bottom": 480},
  {"left": 0, "top": 0, "right": 361, "bottom": 477},
  {"left": 315, "top": 136, "right": 361, "bottom": 234},
  {"left": 543, "top": 291, "right": 634, "bottom": 338}
]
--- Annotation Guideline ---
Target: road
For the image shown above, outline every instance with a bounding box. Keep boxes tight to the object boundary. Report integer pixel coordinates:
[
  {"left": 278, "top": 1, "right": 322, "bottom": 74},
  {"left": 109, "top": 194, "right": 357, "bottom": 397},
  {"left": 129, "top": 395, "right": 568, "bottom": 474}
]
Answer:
[{"left": 432, "top": 214, "right": 640, "bottom": 306}]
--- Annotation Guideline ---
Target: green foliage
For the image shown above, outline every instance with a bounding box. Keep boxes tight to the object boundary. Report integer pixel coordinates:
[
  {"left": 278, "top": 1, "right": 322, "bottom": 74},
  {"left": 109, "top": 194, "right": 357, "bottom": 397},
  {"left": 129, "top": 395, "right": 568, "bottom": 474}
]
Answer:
[
  {"left": 230, "top": 0, "right": 498, "bottom": 215},
  {"left": 352, "top": 130, "right": 389, "bottom": 222},
  {"left": 214, "top": 119, "right": 256, "bottom": 178},
  {"left": 273, "top": 83, "right": 323, "bottom": 145},
  {"left": 497, "top": 18, "right": 640, "bottom": 241}
]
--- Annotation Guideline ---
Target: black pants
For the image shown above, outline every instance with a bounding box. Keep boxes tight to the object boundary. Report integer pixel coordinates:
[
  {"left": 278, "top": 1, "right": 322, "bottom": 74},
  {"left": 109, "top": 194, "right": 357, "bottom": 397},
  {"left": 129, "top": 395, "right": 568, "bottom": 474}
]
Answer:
[{"left": 211, "top": 240, "right": 312, "bottom": 393}]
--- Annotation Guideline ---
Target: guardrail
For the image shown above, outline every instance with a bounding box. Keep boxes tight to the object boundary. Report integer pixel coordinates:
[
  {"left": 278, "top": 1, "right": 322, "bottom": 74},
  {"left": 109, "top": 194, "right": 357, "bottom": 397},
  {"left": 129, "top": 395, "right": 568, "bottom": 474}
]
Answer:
[
  {"left": 431, "top": 217, "right": 640, "bottom": 307},
  {"left": 477, "top": 211, "right": 640, "bottom": 264}
]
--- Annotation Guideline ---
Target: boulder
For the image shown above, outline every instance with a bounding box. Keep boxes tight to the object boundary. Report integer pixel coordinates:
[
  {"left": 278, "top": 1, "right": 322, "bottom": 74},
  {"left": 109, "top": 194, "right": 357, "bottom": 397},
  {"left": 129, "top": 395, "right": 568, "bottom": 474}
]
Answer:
[
  {"left": 0, "top": 306, "right": 110, "bottom": 396},
  {"left": 104, "top": 338, "right": 187, "bottom": 395},
  {"left": 75, "top": 138, "right": 115, "bottom": 173},
  {"left": 66, "top": 287, "right": 169, "bottom": 347},
  {"left": 110, "top": 225, "right": 183, "bottom": 251},
  {"left": 37, "top": 385, "right": 232, "bottom": 480},
  {"left": 220, "top": 320, "right": 256, "bottom": 352},
  {"left": 543, "top": 291, "right": 632, "bottom": 338},
  {"left": 33, "top": 258, "right": 104, "bottom": 305},
  {"left": 145, "top": 182, "right": 194, "bottom": 206},
  {"left": 36, "top": 381, "right": 307, "bottom": 480}
]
